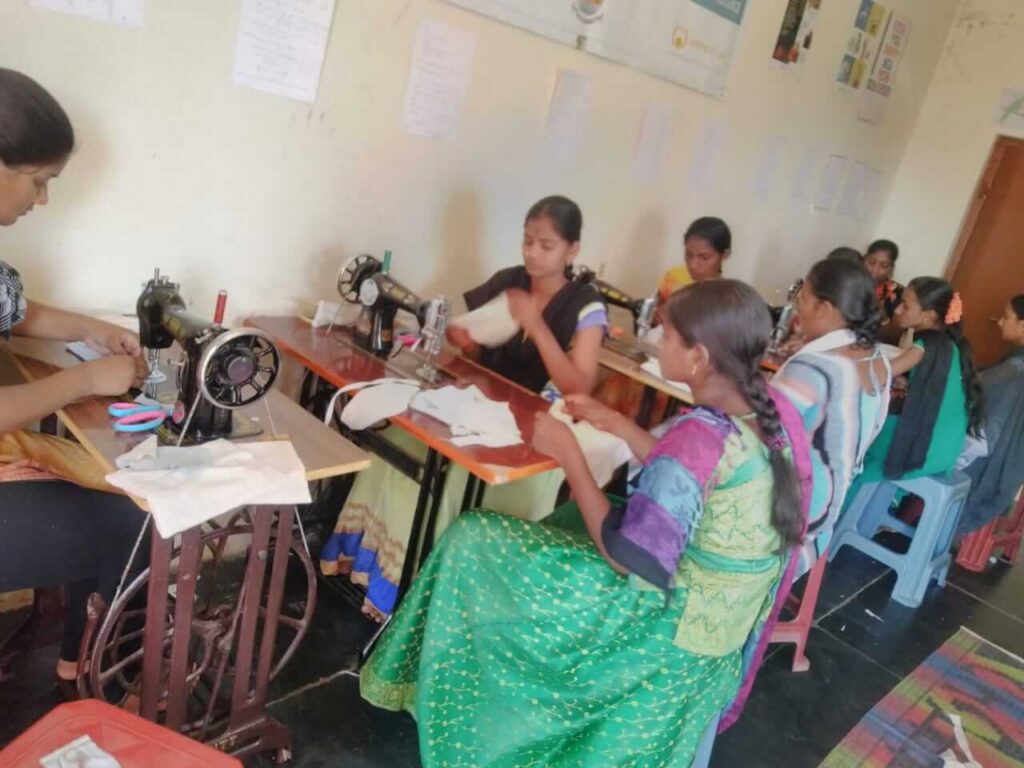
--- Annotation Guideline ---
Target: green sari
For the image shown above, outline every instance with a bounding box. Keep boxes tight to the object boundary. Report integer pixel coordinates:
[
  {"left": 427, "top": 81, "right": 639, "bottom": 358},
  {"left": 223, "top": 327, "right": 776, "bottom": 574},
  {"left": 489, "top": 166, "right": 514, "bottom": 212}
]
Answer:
[{"left": 362, "top": 410, "right": 803, "bottom": 767}]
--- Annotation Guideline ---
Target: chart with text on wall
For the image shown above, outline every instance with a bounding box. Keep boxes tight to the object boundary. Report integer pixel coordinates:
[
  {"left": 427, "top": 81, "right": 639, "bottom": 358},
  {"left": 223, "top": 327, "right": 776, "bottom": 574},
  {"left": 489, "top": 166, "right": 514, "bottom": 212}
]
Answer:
[{"left": 441, "top": 0, "right": 748, "bottom": 97}]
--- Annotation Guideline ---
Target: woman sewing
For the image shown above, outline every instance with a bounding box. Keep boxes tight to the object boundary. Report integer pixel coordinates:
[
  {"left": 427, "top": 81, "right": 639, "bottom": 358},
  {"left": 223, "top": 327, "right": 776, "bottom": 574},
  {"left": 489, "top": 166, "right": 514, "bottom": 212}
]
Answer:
[
  {"left": 0, "top": 68, "right": 149, "bottom": 696},
  {"left": 320, "top": 196, "right": 607, "bottom": 619}
]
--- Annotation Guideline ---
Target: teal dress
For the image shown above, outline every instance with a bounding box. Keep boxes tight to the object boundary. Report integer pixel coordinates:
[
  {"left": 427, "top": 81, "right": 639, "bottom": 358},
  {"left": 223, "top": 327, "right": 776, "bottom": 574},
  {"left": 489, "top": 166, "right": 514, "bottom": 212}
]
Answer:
[{"left": 848, "top": 341, "right": 968, "bottom": 500}]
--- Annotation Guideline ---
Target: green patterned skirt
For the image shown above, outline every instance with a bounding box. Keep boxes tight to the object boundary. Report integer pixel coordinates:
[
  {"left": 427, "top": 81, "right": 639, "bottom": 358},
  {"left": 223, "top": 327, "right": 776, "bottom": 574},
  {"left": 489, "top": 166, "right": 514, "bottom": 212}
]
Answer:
[{"left": 361, "top": 507, "right": 742, "bottom": 767}]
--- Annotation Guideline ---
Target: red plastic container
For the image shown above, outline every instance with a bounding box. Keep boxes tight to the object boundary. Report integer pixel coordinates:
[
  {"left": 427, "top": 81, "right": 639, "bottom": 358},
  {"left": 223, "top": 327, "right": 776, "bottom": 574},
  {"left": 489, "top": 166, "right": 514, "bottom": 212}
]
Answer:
[{"left": 0, "top": 700, "right": 241, "bottom": 767}]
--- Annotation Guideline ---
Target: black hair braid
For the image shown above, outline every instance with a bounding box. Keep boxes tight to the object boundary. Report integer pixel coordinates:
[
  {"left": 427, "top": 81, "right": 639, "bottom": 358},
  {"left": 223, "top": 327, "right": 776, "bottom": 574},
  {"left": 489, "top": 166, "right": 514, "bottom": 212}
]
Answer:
[
  {"left": 947, "top": 321, "right": 985, "bottom": 437},
  {"left": 853, "top": 293, "right": 882, "bottom": 348},
  {"left": 739, "top": 369, "right": 803, "bottom": 548}
]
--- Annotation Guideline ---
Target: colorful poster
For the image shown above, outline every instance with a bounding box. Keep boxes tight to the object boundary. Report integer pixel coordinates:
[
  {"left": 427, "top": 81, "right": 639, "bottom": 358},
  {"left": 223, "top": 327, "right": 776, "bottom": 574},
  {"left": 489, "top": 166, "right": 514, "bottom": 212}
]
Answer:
[
  {"left": 859, "top": 13, "right": 910, "bottom": 122},
  {"left": 441, "top": 0, "right": 748, "bottom": 97},
  {"left": 836, "top": 0, "right": 888, "bottom": 90},
  {"left": 772, "top": 0, "right": 823, "bottom": 68}
]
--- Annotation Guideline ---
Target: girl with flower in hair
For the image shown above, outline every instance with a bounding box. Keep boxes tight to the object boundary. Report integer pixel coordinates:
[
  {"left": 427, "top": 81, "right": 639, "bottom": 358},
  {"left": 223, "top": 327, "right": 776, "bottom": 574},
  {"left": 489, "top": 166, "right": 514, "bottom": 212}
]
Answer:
[{"left": 845, "top": 277, "right": 983, "bottom": 501}]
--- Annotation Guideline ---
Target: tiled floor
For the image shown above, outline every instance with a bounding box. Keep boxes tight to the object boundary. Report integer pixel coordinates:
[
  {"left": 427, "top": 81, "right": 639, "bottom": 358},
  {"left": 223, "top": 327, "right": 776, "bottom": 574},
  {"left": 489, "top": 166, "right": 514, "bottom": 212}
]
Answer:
[{"left": 2, "top": 546, "right": 1022, "bottom": 767}]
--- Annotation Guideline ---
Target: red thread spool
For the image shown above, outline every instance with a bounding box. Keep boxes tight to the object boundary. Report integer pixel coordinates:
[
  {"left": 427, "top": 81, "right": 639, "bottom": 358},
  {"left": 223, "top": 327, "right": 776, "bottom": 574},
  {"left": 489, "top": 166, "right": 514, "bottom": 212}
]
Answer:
[{"left": 214, "top": 290, "right": 227, "bottom": 325}]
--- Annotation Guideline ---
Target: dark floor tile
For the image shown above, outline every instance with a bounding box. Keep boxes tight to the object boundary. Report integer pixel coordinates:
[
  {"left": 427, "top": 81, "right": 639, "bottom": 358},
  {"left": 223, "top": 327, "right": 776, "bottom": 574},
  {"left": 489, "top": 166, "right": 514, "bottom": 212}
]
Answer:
[
  {"left": 712, "top": 628, "right": 899, "bottom": 768},
  {"left": 810, "top": 547, "right": 891, "bottom": 616},
  {"left": 948, "top": 558, "right": 1024, "bottom": 622},
  {"left": 268, "top": 575, "right": 377, "bottom": 701},
  {"left": 0, "top": 642, "right": 60, "bottom": 747},
  {"left": 253, "top": 673, "right": 420, "bottom": 768},
  {"left": 818, "top": 570, "right": 1024, "bottom": 679}
]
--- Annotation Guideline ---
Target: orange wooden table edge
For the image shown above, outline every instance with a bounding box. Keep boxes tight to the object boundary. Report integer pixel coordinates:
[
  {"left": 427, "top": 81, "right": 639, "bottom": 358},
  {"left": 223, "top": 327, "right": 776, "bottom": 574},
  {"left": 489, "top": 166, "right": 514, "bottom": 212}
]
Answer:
[{"left": 245, "top": 316, "right": 559, "bottom": 486}]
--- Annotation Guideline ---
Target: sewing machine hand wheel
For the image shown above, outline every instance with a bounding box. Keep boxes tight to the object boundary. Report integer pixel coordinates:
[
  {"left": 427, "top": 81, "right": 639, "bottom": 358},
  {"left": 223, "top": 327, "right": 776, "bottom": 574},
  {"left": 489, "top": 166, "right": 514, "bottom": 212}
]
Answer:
[
  {"left": 197, "top": 328, "right": 280, "bottom": 410},
  {"left": 337, "top": 254, "right": 381, "bottom": 304}
]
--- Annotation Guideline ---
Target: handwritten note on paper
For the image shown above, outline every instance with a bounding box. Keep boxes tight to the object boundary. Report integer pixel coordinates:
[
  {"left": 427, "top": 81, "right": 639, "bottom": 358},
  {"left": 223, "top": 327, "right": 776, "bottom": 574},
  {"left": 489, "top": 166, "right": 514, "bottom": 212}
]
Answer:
[
  {"left": 632, "top": 104, "right": 673, "bottom": 184},
  {"left": 814, "top": 155, "right": 847, "bottom": 212},
  {"left": 752, "top": 136, "right": 787, "bottom": 201},
  {"left": 232, "top": 0, "right": 336, "bottom": 103},
  {"left": 791, "top": 149, "right": 819, "bottom": 201},
  {"left": 30, "top": 0, "right": 144, "bottom": 26},
  {"left": 401, "top": 20, "right": 477, "bottom": 141},
  {"left": 858, "top": 167, "right": 882, "bottom": 220},
  {"left": 686, "top": 118, "right": 728, "bottom": 196},
  {"left": 837, "top": 161, "right": 867, "bottom": 218},
  {"left": 544, "top": 69, "right": 592, "bottom": 162}
]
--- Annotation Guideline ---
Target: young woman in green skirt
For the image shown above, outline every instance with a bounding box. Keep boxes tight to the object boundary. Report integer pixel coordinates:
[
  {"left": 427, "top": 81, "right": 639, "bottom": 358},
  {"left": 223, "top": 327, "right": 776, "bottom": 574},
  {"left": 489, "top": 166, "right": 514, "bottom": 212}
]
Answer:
[{"left": 362, "top": 280, "right": 813, "bottom": 767}]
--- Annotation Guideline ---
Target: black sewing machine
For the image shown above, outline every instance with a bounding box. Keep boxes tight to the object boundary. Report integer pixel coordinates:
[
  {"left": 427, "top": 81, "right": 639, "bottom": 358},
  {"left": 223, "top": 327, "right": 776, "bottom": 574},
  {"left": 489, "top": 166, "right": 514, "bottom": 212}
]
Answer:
[
  {"left": 337, "top": 254, "right": 449, "bottom": 382},
  {"left": 573, "top": 266, "right": 656, "bottom": 339},
  {"left": 768, "top": 278, "right": 804, "bottom": 356},
  {"left": 137, "top": 269, "right": 280, "bottom": 443}
]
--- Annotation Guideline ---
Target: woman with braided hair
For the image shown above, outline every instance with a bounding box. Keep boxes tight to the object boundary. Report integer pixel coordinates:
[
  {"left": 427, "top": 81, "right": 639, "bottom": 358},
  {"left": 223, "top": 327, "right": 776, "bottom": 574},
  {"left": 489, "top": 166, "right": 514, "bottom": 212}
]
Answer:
[
  {"left": 772, "top": 257, "right": 892, "bottom": 577},
  {"left": 844, "top": 277, "right": 983, "bottom": 507},
  {"left": 360, "top": 279, "right": 813, "bottom": 767}
]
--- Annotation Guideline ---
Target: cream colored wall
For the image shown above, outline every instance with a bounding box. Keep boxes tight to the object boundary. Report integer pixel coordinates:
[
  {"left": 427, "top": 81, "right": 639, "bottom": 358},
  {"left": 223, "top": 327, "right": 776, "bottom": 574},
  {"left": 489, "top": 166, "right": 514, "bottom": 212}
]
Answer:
[
  {"left": 0, "top": 0, "right": 957, "bottom": 321},
  {"left": 875, "top": 0, "right": 1023, "bottom": 281}
]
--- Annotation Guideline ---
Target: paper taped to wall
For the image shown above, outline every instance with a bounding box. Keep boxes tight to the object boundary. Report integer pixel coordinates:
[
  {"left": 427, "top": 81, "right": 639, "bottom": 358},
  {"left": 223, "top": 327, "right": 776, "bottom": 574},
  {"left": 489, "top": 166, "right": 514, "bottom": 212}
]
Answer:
[{"left": 232, "top": 0, "right": 336, "bottom": 103}]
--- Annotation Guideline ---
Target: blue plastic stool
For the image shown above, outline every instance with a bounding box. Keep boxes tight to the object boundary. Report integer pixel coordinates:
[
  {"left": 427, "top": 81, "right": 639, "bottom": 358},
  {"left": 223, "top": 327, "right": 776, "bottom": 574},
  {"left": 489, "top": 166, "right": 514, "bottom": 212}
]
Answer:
[
  {"left": 829, "top": 472, "right": 971, "bottom": 607},
  {"left": 690, "top": 711, "right": 719, "bottom": 768}
]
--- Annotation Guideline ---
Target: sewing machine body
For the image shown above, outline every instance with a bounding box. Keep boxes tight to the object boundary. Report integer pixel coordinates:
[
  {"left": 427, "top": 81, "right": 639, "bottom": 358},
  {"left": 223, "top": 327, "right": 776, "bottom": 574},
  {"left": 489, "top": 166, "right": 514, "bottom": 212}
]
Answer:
[
  {"left": 338, "top": 254, "right": 450, "bottom": 383},
  {"left": 574, "top": 266, "right": 656, "bottom": 338},
  {"left": 768, "top": 278, "right": 804, "bottom": 355},
  {"left": 137, "top": 270, "right": 280, "bottom": 443}
]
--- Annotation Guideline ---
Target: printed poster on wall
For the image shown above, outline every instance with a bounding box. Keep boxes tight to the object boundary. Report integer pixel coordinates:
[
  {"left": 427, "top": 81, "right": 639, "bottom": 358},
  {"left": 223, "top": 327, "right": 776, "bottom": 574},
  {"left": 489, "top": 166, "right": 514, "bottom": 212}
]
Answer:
[
  {"left": 441, "top": 0, "right": 749, "bottom": 98},
  {"left": 772, "top": 0, "right": 823, "bottom": 69},
  {"left": 858, "top": 13, "right": 910, "bottom": 122},
  {"left": 836, "top": 0, "right": 888, "bottom": 90}
]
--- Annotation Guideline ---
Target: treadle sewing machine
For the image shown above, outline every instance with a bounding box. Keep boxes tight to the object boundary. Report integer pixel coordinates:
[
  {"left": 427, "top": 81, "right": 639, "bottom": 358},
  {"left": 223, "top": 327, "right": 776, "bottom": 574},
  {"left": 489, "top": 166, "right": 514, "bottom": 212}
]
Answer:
[
  {"left": 137, "top": 269, "right": 281, "bottom": 443},
  {"left": 768, "top": 278, "right": 804, "bottom": 357},
  {"left": 336, "top": 254, "right": 450, "bottom": 383},
  {"left": 574, "top": 266, "right": 657, "bottom": 361}
]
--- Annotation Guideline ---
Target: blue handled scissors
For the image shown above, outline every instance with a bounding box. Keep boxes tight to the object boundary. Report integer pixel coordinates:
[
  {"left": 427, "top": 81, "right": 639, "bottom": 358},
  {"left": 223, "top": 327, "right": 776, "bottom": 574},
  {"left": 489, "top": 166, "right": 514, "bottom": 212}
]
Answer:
[{"left": 108, "top": 402, "right": 168, "bottom": 433}]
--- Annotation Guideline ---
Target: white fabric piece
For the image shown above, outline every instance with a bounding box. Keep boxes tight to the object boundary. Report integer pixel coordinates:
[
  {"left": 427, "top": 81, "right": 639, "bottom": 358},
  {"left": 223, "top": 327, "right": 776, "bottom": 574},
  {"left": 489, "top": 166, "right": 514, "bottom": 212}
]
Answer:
[
  {"left": 450, "top": 293, "right": 520, "bottom": 348},
  {"left": 106, "top": 436, "right": 311, "bottom": 538},
  {"left": 641, "top": 324, "right": 664, "bottom": 345},
  {"left": 548, "top": 400, "right": 632, "bottom": 487},
  {"left": 773, "top": 328, "right": 858, "bottom": 378},
  {"left": 411, "top": 384, "right": 522, "bottom": 447},
  {"left": 338, "top": 380, "right": 421, "bottom": 430},
  {"left": 956, "top": 431, "right": 989, "bottom": 471},
  {"left": 41, "top": 735, "right": 121, "bottom": 768},
  {"left": 941, "top": 713, "right": 982, "bottom": 768},
  {"left": 311, "top": 300, "right": 343, "bottom": 328},
  {"left": 639, "top": 358, "right": 693, "bottom": 398}
]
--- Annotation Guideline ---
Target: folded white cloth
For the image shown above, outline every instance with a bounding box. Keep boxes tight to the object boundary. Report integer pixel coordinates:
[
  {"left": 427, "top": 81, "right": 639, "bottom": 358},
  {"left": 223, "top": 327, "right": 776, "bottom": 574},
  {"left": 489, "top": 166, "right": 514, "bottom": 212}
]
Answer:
[
  {"left": 640, "top": 358, "right": 693, "bottom": 398},
  {"left": 411, "top": 385, "right": 522, "bottom": 448},
  {"left": 548, "top": 400, "right": 632, "bottom": 487},
  {"left": 338, "top": 379, "right": 421, "bottom": 430},
  {"left": 106, "top": 436, "right": 311, "bottom": 538},
  {"left": 41, "top": 735, "right": 121, "bottom": 768},
  {"left": 450, "top": 293, "right": 520, "bottom": 348}
]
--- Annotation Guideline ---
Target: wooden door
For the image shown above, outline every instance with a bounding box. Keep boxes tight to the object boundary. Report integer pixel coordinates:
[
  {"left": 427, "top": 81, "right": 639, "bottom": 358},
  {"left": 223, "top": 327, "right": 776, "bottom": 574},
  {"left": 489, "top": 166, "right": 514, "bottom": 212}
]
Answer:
[{"left": 947, "top": 137, "right": 1024, "bottom": 368}]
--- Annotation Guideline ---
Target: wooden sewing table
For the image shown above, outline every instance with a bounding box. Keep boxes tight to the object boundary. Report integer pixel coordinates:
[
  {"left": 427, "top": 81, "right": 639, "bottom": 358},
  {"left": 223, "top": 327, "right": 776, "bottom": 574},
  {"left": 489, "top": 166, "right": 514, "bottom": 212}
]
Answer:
[
  {"left": 243, "top": 316, "right": 559, "bottom": 607},
  {"left": 4, "top": 338, "right": 368, "bottom": 762}
]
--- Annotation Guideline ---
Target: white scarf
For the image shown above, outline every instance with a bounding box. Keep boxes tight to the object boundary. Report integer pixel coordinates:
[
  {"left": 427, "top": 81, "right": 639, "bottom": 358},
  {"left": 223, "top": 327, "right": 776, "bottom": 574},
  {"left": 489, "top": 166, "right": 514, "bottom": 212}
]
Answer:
[{"left": 773, "top": 328, "right": 858, "bottom": 379}]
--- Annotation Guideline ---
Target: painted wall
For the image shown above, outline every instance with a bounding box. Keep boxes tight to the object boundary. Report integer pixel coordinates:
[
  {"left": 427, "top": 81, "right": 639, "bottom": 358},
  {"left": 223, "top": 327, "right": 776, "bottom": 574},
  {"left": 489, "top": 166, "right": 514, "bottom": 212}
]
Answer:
[
  {"left": 0, "top": 0, "right": 958, "bottom": 321},
  {"left": 875, "top": 0, "right": 1023, "bottom": 281}
]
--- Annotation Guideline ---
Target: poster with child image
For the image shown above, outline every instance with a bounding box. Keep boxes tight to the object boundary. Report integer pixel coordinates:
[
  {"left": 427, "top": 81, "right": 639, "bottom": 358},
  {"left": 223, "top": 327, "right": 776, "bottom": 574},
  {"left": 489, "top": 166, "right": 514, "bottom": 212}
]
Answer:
[{"left": 836, "top": 0, "right": 889, "bottom": 90}]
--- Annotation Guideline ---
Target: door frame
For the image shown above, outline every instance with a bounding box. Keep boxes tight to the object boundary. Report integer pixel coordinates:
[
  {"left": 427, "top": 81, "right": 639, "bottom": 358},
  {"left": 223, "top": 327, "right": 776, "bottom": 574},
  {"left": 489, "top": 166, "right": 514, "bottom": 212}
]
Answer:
[{"left": 945, "top": 135, "right": 1024, "bottom": 279}]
